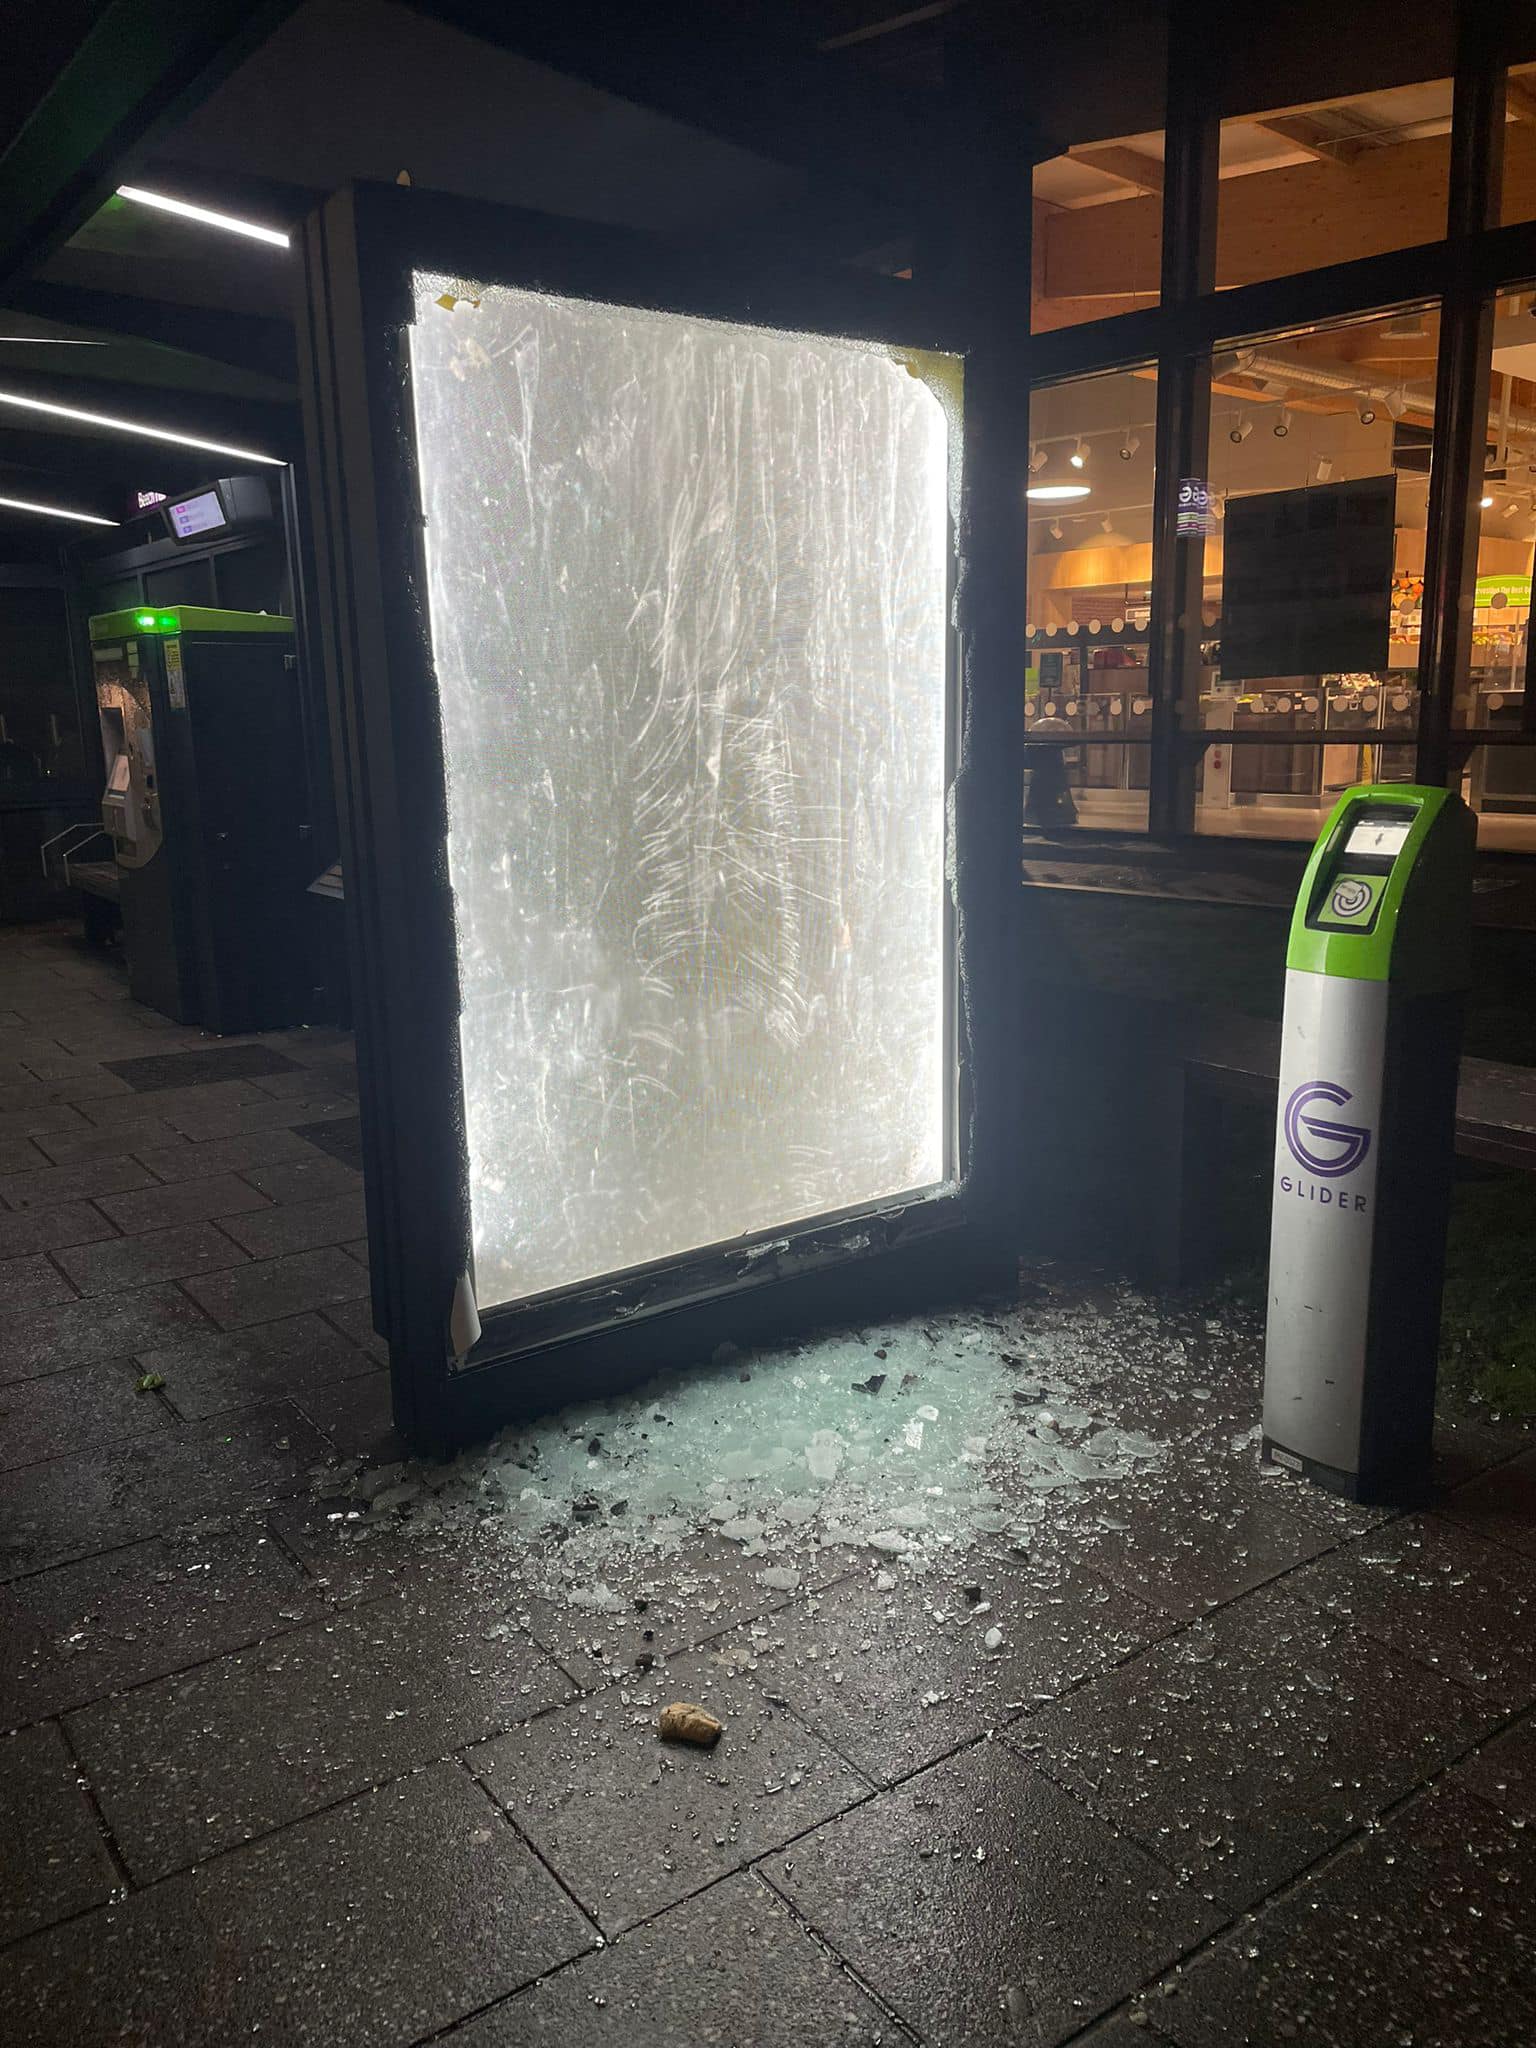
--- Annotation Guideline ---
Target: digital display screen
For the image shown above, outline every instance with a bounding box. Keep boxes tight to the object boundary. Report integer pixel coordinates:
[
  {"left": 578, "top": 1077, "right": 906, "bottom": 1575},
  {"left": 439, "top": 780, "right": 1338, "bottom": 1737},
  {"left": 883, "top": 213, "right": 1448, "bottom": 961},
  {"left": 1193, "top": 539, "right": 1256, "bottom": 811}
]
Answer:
[
  {"left": 1344, "top": 815, "right": 1412, "bottom": 860},
  {"left": 167, "top": 489, "right": 226, "bottom": 539}
]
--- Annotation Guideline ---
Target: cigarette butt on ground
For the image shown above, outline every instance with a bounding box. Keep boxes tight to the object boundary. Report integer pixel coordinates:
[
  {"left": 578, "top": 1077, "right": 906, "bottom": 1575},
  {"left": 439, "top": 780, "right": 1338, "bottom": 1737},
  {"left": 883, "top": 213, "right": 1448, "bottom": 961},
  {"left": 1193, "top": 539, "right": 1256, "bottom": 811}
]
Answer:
[{"left": 658, "top": 1701, "right": 724, "bottom": 1747}]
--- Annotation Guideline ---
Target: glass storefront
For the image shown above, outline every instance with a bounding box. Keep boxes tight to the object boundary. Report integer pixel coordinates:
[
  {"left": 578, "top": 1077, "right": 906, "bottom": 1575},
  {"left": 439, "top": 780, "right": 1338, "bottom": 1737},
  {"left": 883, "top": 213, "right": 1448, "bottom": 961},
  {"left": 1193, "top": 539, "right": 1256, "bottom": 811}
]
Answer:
[
  {"left": 1025, "top": 367, "right": 1154, "bottom": 830},
  {"left": 1025, "top": 24, "right": 1536, "bottom": 852},
  {"left": 1192, "top": 306, "right": 1436, "bottom": 841}
]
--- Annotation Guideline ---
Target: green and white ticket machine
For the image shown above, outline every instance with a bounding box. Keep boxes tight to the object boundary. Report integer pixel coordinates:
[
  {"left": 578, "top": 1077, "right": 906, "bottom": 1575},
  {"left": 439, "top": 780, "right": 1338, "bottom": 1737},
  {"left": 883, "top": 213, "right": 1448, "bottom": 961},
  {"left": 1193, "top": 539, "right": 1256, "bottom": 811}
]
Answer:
[{"left": 1263, "top": 782, "right": 1475, "bottom": 1503}]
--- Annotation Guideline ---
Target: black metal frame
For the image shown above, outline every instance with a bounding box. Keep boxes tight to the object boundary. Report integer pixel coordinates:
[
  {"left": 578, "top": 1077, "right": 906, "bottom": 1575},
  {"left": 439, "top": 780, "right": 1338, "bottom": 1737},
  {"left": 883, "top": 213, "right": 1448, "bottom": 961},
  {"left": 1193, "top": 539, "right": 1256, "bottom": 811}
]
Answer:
[
  {"left": 1025, "top": 0, "right": 1536, "bottom": 841},
  {"left": 297, "top": 182, "right": 1023, "bottom": 1452}
]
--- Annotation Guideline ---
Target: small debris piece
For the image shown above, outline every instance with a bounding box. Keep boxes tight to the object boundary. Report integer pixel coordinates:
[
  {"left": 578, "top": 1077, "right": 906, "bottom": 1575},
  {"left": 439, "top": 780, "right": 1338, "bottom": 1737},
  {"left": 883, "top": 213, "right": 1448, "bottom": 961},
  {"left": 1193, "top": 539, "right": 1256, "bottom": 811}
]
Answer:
[
  {"left": 873, "top": 1348, "right": 888, "bottom": 1360},
  {"left": 983, "top": 1626, "right": 1004, "bottom": 1651},
  {"left": 852, "top": 1373, "right": 887, "bottom": 1395},
  {"left": 962, "top": 1583, "right": 983, "bottom": 1605},
  {"left": 572, "top": 1492, "right": 601, "bottom": 1517},
  {"left": 635, "top": 1652, "right": 655, "bottom": 1673},
  {"left": 658, "top": 1702, "right": 724, "bottom": 1748},
  {"left": 134, "top": 1373, "right": 165, "bottom": 1394}
]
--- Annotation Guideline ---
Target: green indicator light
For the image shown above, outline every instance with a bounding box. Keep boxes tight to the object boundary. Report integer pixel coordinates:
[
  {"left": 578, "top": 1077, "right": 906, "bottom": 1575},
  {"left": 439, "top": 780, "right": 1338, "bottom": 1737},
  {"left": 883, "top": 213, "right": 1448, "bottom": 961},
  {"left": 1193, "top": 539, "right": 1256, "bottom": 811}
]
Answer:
[
  {"left": 158, "top": 613, "right": 177, "bottom": 630},
  {"left": 135, "top": 611, "right": 155, "bottom": 629}
]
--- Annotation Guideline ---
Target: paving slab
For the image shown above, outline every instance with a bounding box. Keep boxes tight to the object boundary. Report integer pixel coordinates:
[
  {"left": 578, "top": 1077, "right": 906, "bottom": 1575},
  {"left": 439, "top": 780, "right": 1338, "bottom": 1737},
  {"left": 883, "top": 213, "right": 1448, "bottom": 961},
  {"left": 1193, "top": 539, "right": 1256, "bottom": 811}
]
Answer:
[
  {"left": 288, "top": 1367, "right": 400, "bottom": 1460},
  {"left": 1454, "top": 1711, "right": 1536, "bottom": 1823},
  {"left": 70, "top": 1583, "right": 574, "bottom": 1879},
  {"left": 470, "top": 1644, "right": 872, "bottom": 1933},
  {"left": 0, "top": 1517, "right": 323, "bottom": 1728},
  {"left": 237, "top": 1150, "right": 364, "bottom": 1205},
  {"left": 248, "top": 1063, "right": 358, "bottom": 1100},
  {"left": 31, "top": 1115, "right": 185, "bottom": 1164},
  {"left": 0, "top": 1153, "right": 159, "bottom": 1212},
  {"left": 180, "top": 1244, "right": 369, "bottom": 1329},
  {"left": 162, "top": 1092, "right": 358, "bottom": 1143},
  {"left": 79, "top": 1077, "right": 268, "bottom": 1125},
  {"left": 1011, "top": 1581, "right": 1500, "bottom": 1912},
  {"left": 1283, "top": 1514, "right": 1536, "bottom": 1708},
  {"left": 293, "top": 1111, "right": 365, "bottom": 1168},
  {"left": 0, "top": 1280, "right": 209, "bottom": 1384},
  {"left": 1040, "top": 1460, "right": 1353, "bottom": 1621},
  {"left": 129, "top": 1127, "right": 314, "bottom": 1183},
  {"left": 103, "top": 1045, "right": 303, "bottom": 1091},
  {"left": 318, "top": 1294, "right": 387, "bottom": 1360},
  {"left": 0, "top": 1201, "right": 119, "bottom": 1260},
  {"left": 0, "top": 1720, "right": 119, "bottom": 1945},
  {"left": 0, "top": 1136, "right": 51, "bottom": 1176},
  {"left": 92, "top": 1171, "right": 274, "bottom": 1236},
  {"left": 216, "top": 1189, "right": 367, "bottom": 1259},
  {"left": 0, "top": 1102, "right": 91, "bottom": 1142},
  {"left": 1157, "top": 1785, "right": 1536, "bottom": 2048},
  {"left": 709, "top": 1554, "right": 1171, "bottom": 1787},
  {"left": 0, "top": 1356, "right": 169, "bottom": 1472},
  {"left": 0, "top": 1763, "right": 595, "bottom": 2048},
  {"left": 443, "top": 1871, "right": 893, "bottom": 2046},
  {"left": 51, "top": 1220, "right": 249, "bottom": 1296},
  {"left": 766, "top": 1738, "right": 1221, "bottom": 2048},
  {"left": 0, "top": 1401, "right": 330, "bottom": 1577},
  {"left": 0, "top": 1251, "right": 79, "bottom": 1311},
  {"left": 1438, "top": 1449, "right": 1536, "bottom": 1561},
  {"left": 132, "top": 1310, "right": 375, "bottom": 1421}
]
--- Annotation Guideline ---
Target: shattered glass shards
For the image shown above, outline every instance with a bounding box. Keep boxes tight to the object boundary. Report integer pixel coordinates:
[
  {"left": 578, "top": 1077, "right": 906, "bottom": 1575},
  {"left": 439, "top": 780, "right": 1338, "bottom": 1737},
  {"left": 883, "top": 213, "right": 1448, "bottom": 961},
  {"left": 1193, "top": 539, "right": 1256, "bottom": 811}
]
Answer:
[{"left": 310, "top": 1282, "right": 1204, "bottom": 1628}]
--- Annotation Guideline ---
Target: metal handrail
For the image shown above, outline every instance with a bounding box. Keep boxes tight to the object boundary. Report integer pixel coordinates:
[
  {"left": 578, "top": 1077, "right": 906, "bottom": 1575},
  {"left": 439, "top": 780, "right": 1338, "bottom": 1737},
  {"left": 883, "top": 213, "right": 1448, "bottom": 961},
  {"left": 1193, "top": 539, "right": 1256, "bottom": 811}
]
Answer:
[{"left": 39, "top": 821, "right": 109, "bottom": 884}]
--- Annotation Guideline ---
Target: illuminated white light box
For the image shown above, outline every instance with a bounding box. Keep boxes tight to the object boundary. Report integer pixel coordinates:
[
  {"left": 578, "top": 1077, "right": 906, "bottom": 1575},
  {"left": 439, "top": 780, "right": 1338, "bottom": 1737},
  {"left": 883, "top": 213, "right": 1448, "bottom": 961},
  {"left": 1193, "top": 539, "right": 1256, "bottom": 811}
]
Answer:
[{"left": 408, "top": 274, "right": 954, "bottom": 1311}]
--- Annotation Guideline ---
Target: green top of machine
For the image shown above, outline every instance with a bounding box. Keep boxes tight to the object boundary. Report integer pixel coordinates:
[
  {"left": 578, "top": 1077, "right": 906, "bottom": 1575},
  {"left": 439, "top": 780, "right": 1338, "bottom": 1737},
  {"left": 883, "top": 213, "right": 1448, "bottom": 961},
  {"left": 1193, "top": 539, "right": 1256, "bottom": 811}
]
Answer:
[
  {"left": 1286, "top": 783, "right": 1476, "bottom": 993},
  {"left": 89, "top": 606, "right": 294, "bottom": 641}
]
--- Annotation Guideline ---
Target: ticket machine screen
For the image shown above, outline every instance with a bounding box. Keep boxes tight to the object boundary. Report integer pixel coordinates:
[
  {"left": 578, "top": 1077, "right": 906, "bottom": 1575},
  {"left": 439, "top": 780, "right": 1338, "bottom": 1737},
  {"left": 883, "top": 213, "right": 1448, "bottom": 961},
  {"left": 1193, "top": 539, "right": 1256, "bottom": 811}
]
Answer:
[{"left": 1344, "top": 815, "right": 1412, "bottom": 860}]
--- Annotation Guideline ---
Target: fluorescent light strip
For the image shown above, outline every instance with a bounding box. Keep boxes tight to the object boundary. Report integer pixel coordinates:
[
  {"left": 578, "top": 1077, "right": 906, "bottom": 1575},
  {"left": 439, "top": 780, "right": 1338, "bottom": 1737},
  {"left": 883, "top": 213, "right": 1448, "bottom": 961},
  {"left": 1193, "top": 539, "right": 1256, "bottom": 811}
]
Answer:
[
  {"left": 116, "top": 184, "right": 290, "bottom": 249},
  {"left": 0, "top": 493, "right": 117, "bottom": 527},
  {"left": 0, "top": 389, "right": 284, "bottom": 467}
]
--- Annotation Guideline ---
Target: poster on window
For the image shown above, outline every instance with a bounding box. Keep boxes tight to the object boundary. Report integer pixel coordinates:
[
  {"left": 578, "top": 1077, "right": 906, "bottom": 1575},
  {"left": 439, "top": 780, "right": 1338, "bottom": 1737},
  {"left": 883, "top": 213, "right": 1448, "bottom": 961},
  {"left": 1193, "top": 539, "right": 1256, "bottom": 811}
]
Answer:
[{"left": 1219, "top": 474, "right": 1396, "bottom": 680}]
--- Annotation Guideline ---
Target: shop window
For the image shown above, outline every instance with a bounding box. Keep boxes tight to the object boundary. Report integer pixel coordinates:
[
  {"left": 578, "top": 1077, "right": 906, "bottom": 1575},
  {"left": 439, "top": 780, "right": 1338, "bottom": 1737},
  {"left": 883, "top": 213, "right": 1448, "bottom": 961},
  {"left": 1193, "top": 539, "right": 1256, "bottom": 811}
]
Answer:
[
  {"left": 1215, "top": 76, "right": 1454, "bottom": 290},
  {"left": 1502, "top": 61, "right": 1536, "bottom": 224},
  {"left": 1025, "top": 364, "right": 1156, "bottom": 832},
  {"left": 1193, "top": 307, "right": 1437, "bottom": 841},
  {"left": 1449, "top": 288, "right": 1536, "bottom": 849},
  {"left": 1030, "top": 41, "right": 1167, "bottom": 335}
]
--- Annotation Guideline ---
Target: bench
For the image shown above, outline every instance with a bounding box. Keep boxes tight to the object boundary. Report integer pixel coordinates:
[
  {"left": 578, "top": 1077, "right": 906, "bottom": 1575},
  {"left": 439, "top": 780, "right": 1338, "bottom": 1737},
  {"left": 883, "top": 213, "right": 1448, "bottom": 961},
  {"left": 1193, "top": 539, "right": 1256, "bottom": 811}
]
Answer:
[{"left": 1144, "top": 997, "right": 1536, "bottom": 1285}]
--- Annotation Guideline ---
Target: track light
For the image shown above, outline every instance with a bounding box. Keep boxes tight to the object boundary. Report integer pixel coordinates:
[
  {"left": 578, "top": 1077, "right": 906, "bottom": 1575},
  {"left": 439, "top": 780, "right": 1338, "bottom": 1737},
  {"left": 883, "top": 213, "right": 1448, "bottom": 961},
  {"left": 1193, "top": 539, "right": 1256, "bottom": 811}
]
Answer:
[
  {"left": 0, "top": 492, "right": 117, "bottom": 527},
  {"left": 1480, "top": 494, "right": 1495, "bottom": 509},
  {"left": 1119, "top": 431, "right": 1140, "bottom": 461},
  {"left": 1385, "top": 388, "right": 1409, "bottom": 419},
  {"left": 116, "top": 185, "right": 290, "bottom": 249},
  {"left": 0, "top": 389, "right": 284, "bottom": 465},
  {"left": 1273, "top": 408, "right": 1291, "bottom": 439},
  {"left": 1049, "top": 518, "right": 1064, "bottom": 540},
  {"left": 1229, "top": 416, "right": 1252, "bottom": 444},
  {"left": 1101, "top": 515, "right": 1115, "bottom": 533},
  {"left": 1069, "top": 438, "right": 1088, "bottom": 470},
  {"left": 1314, "top": 456, "right": 1334, "bottom": 483},
  {"left": 1028, "top": 443, "right": 1048, "bottom": 473},
  {"left": 1357, "top": 403, "right": 1378, "bottom": 426}
]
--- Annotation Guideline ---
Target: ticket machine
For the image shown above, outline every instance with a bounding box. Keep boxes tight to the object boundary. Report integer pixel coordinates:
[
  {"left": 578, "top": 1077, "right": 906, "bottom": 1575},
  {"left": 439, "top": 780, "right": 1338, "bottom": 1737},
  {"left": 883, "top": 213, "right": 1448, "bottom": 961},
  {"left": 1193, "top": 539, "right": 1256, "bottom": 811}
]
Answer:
[
  {"left": 90, "top": 606, "right": 310, "bottom": 1032},
  {"left": 1263, "top": 783, "right": 1475, "bottom": 1502}
]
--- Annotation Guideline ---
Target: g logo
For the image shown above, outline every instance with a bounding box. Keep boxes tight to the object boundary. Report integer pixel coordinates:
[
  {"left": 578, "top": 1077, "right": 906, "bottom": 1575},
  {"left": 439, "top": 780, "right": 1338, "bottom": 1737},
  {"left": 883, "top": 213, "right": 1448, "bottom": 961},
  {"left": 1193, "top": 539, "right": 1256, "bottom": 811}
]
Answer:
[
  {"left": 1284, "top": 1081, "right": 1372, "bottom": 1179},
  {"left": 1330, "top": 879, "right": 1371, "bottom": 918}
]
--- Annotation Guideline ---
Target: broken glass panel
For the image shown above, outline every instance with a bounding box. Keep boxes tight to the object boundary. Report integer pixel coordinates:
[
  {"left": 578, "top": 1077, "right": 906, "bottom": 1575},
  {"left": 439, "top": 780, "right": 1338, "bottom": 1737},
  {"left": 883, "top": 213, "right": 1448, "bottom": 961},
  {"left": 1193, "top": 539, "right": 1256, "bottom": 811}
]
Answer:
[{"left": 407, "top": 275, "right": 955, "bottom": 1310}]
